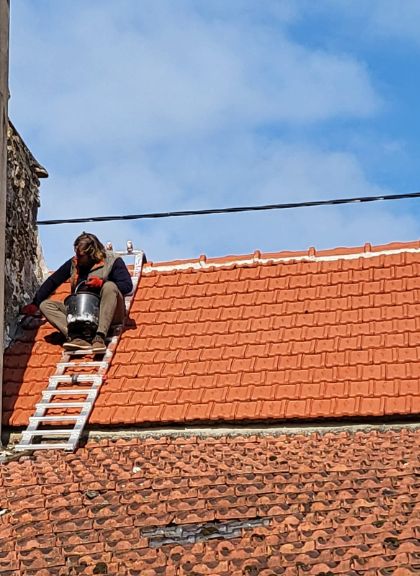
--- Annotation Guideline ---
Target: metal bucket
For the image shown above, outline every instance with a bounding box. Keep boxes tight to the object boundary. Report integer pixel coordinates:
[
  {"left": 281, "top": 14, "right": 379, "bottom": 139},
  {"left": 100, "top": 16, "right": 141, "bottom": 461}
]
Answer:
[{"left": 64, "top": 292, "right": 100, "bottom": 340}]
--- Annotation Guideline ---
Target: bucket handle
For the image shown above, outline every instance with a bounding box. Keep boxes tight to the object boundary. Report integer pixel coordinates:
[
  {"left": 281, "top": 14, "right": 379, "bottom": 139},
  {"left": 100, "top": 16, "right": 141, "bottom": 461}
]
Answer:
[{"left": 74, "top": 281, "right": 87, "bottom": 295}]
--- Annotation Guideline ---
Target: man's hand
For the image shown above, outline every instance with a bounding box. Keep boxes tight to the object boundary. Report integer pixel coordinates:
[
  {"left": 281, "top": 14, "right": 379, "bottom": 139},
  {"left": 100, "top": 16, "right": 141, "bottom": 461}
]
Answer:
[
  {"left": 21, "top": 303, "right": 39, "bottom": 316},
  {"left": 85, "top": 277, "right": 104, "bottom": 289}
]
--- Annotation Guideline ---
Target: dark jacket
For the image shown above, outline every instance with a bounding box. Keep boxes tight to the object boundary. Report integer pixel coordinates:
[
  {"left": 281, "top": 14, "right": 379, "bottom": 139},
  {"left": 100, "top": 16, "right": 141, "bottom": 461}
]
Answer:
[{"left": 33, "top": 255, "right": 133, "bottom": 306}]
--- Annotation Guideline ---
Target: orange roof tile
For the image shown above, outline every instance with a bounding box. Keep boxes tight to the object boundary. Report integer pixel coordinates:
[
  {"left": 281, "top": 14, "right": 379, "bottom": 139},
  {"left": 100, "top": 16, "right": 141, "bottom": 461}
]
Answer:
[
  {"left": 4, "top": 239, "right": 420, "bottom": 428},
  {"left": 0, "top": 430, "right": 419, "bottom": 574}
]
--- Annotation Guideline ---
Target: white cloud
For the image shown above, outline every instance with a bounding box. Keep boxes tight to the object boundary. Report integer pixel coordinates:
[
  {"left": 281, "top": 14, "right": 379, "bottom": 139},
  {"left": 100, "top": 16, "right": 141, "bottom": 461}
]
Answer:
[
  {"left": 304, "top": 0, "right": 420, "bottom": 47},
  {"left": 37, "top": 138, "right": 420, "bottom": 267},
  {"left": 10, "top": 0, "right": 379, "bottom": 153},
  {"left": 9, "top": 0, "right": 416, "bottom": 270},
  {"left": 369, "top": 1, "right": 420, "bottom": 43}
]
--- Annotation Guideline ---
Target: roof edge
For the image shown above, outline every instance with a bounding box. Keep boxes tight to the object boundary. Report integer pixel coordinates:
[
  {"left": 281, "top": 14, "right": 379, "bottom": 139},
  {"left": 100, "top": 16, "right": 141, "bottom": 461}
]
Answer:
[
  {"left": 143, "top": 239, "right": 420, "bottom": 273},
  {"left": 6, "top": 419, "right": 420, "bottom": 448}
]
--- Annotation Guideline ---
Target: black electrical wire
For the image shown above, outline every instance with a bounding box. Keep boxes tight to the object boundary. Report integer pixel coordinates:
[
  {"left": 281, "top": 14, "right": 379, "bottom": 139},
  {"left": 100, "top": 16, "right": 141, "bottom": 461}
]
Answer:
[{"left": 36, "top": 190, "right": 420, "bottom": 226}]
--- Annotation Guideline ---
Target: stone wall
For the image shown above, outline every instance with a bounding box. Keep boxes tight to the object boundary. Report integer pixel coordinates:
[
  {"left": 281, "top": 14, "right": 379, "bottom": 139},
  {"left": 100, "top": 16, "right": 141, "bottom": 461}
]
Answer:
[{"left": 5, "top": 121, "right": 48, "bottom": 345}]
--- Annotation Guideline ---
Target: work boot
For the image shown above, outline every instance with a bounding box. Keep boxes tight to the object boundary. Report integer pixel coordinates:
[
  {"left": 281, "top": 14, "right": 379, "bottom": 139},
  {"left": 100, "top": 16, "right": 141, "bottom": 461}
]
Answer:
[
  {"left": 91, "top": 334, "right": 107, "bottom": 354},
  {"left": 63, "top": 337, "right": 92, "bottom": 351}
]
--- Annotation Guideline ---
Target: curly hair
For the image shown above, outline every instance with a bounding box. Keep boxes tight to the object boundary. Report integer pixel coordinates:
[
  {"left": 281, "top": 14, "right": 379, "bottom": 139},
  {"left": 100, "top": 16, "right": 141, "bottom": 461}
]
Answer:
[{"left": 73, "top": 232, "right": 106, "bottom": 263}]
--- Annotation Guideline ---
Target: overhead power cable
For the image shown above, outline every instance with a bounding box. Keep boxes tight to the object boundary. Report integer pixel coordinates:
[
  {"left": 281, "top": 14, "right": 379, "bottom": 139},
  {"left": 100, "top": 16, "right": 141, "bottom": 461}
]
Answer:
[{"left": 36, "top": 190, "right": 420, "bottom": 226}]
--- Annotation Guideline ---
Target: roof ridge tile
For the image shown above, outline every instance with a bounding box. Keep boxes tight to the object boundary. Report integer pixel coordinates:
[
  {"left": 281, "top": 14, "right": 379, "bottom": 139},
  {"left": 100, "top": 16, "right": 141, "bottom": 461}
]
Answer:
[{"left": 144, "top": 238, "right": 420, "bottom": 274}]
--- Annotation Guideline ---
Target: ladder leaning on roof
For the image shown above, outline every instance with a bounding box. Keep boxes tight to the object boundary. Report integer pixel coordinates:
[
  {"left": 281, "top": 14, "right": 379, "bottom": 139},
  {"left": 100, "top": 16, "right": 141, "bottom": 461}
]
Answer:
[{"left": 15, "top": 242, "right": 146, "bottom": 452}]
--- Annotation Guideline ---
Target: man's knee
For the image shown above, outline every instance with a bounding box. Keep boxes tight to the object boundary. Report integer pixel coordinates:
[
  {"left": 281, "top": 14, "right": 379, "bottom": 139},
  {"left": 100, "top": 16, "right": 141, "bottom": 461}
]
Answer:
[
  {"left": 39, "top": 299, "right": 55, "bottom": 314},
  {"left": 38, "top": 299, "right": 68, "bottom": 336},
  {"left": 101, "top": 281, "right": 119, "bottom": 297}
]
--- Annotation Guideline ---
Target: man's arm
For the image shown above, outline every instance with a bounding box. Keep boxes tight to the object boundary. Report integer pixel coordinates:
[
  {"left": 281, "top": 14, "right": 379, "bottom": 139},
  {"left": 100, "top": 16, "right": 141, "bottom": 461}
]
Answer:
[
  {"left": 109, "top": 258, "right": 133, "bottom": 295},
  {"left": 32, "top": 259, "right": 73, "bottom": 306}
]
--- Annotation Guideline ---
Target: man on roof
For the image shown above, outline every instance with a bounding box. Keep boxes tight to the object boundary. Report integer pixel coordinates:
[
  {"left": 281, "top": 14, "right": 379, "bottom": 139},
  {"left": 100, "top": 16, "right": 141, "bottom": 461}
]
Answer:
[{"left": 21, "top": 232, "right": 133, "bottom": 353}]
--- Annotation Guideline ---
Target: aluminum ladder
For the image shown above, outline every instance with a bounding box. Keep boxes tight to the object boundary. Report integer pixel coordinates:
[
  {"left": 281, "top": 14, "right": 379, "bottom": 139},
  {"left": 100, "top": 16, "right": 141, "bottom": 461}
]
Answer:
[{"left": 15, "top": 244, "right": 146, "bottom": 452}]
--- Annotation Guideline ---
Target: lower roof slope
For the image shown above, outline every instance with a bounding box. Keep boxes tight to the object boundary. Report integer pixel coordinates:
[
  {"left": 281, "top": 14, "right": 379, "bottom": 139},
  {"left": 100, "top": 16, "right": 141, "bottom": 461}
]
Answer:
[
  {"left": 0, "top": 429, "right": 419, "bottom": 575},
  {"left": 3, "top": 240, "right": 420, "bottom": 427}
]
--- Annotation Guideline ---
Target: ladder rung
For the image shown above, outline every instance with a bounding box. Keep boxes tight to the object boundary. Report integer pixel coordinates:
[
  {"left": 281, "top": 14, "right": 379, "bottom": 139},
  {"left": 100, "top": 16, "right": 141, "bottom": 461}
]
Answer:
[
  {"left": 29, "top": 415, "right": 85, "bottom": 423},
  {"left": 65, "top": 343, "right": 112, "bottom": 355},
  {"left": 66, "top": 349, "right": 105, "bottom": 356},
  {"left": 36, "top": 401, "right": 90, "bottom": 409},
  {"left": 56, "top": 361, "right": 107, "bottom": 370},
  {"left": 42, "top": 388, "right": 98, "bottom": 401},
  {"left": 49, "top": 375, "right": 102, "bottom": 384},
  {"left": 26, "top": 417, "right": 84, "bottom": 434},
  {"left": 16, "top": 442, "right": 76, "bottom": 451},
  {"left": 22, "top": 429, "right": 74, "bottom": 437},
  {"left": 43, "top": 389, "right": 97, "bottom": 397}
]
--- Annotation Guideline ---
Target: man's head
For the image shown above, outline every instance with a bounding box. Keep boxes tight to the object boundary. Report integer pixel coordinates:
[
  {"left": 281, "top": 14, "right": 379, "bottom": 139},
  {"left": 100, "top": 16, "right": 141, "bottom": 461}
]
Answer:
[{"left": 74, "top": 232, "right": 106, "bottom": 265}]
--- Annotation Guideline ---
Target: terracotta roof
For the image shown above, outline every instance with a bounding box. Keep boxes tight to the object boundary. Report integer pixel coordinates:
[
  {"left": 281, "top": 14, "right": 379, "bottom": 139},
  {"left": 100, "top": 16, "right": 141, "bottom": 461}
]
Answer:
[
  {"left": 0, "top": 429, "right": 419, "bottom": 575},
  {"left": 4, "top": 239, "right": 420, "bottom": 428}
]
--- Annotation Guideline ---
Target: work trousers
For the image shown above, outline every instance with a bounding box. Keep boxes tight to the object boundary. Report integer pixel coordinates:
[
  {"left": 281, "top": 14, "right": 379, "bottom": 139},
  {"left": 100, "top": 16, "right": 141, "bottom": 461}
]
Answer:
[{"left": 39, "top": 281, "right": 125, "bottom": 338}]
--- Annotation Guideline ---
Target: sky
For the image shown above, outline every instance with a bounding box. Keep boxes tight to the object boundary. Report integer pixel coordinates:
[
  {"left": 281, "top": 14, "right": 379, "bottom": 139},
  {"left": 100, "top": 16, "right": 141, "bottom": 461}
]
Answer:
[{"left": 8, "top": 0, "right": 420, "bottom": 268}]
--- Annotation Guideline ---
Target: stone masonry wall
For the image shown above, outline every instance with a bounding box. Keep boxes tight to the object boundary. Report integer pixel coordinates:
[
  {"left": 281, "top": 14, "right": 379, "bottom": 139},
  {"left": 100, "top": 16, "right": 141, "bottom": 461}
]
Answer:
[{"left": 5, "top": 121, "right": 48, "bottom": 345}]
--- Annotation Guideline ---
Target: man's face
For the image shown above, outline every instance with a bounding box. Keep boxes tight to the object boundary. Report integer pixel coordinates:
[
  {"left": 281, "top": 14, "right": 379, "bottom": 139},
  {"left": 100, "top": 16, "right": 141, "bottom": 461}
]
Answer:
[{"left": 75, "top": 247, "right": 90, "bottom": 266}]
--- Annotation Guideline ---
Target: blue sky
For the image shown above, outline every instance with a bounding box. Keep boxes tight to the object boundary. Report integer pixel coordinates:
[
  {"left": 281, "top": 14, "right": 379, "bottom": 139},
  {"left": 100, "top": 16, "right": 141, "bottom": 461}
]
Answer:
[{"left": 8, "top": 0, "right": 420, "bottom": 268}]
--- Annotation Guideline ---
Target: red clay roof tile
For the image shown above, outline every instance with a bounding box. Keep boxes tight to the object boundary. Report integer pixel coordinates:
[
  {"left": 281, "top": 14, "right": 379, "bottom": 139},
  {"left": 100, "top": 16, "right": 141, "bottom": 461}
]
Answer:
[
  {"left": 5, "top": 240, "right": 420, "bottom": 427},
  {"left": 2, "top": 431, "right": 419, "bottom": 574}
]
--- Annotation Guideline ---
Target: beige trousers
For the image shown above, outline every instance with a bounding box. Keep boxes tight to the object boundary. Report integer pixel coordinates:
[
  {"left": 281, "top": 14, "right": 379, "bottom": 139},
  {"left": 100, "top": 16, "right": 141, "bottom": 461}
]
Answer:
[{"left": 39, "top": 281, "right": 125, "bottom": 338}]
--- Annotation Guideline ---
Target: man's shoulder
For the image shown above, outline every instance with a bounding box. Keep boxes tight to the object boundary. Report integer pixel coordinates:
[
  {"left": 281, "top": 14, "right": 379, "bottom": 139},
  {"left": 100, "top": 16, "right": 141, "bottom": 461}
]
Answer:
[
  {"left": 107, "top": 253, "right": 128, "bottom": 270},
  {"left": 105, "top": 251, "right": 118, "bottom": 263}
]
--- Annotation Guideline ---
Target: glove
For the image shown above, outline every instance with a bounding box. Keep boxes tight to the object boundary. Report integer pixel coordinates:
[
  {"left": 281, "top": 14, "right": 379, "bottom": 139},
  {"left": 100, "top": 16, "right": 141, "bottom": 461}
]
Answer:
[
  {"left": 21, "top": 303, "right": 39, "bottom": 316},
  {"left": 85, "top": 277, "right": 104, "bottom": 289}
]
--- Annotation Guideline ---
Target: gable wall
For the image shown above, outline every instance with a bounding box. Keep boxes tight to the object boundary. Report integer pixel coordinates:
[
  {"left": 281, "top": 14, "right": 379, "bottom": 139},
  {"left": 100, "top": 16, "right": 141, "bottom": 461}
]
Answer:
[{"left": 5, "top": 122, "right": 47, "bottom": 345}]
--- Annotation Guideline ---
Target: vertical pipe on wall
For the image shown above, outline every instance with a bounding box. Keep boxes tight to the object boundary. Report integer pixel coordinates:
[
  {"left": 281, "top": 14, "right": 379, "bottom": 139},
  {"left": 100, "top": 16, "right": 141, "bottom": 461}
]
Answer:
[{"left": 0, "top": 0, "right": 10, "bottom": 444}]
